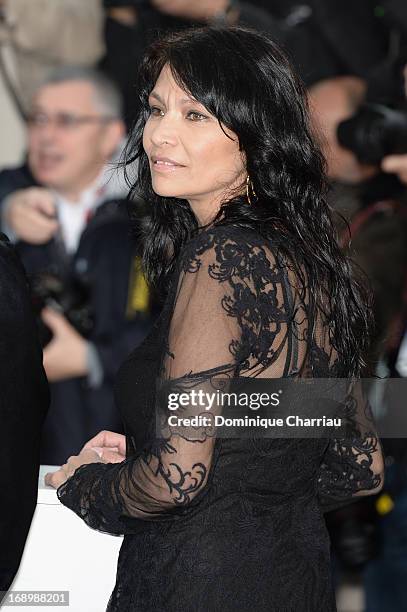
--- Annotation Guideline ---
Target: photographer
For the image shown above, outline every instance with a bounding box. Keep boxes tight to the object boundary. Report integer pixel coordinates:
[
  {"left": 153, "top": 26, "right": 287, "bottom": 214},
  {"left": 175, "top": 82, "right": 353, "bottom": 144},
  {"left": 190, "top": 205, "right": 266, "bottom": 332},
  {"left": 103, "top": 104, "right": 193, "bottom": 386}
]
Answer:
[
  {"left": 310, "top": 70, "right": 407, "bottom": 610},
  {"left": 0, "top": 67, "right": 154, "bottom": 465},
  {"left": 309, "top": 74, "right": 407, "bottom": 375}
]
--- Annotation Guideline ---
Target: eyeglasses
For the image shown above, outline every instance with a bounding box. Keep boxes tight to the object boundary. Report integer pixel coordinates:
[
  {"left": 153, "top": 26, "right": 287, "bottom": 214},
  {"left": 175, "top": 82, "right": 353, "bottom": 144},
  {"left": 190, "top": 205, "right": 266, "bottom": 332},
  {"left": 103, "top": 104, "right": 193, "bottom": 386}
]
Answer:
[{"left": 26, "top": 112, "right": 117, "bottom": 130}]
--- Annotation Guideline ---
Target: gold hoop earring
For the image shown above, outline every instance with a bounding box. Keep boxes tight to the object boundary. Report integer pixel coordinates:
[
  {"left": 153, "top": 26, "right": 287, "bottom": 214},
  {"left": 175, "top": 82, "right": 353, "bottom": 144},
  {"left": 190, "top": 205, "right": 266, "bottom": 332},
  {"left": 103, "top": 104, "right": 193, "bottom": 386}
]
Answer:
[{"left": 246, "top": 174, "right": 257, "bottom": 205}]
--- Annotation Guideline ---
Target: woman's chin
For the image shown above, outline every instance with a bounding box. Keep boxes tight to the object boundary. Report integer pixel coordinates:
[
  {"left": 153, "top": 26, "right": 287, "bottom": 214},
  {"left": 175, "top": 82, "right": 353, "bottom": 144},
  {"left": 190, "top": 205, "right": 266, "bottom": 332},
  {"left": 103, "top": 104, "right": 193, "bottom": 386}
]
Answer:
[{"left": 152, "top": 186, "right": 186, "bottom": 199}]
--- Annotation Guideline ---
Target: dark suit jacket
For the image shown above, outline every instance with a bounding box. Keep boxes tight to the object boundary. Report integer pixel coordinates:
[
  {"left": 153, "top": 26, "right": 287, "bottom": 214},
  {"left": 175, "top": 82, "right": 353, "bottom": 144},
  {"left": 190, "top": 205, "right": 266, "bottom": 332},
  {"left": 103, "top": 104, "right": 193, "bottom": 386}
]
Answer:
[{"left": 0, "top": 235, "right": 49, "bottom": 595}]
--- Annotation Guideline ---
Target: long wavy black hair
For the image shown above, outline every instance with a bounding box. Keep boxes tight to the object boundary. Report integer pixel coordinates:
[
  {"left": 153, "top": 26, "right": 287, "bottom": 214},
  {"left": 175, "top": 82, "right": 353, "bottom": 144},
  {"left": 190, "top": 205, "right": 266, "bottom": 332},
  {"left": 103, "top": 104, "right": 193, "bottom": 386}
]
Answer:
[{"left": 124, "top": 25, "right": 372, "bottom": 377}]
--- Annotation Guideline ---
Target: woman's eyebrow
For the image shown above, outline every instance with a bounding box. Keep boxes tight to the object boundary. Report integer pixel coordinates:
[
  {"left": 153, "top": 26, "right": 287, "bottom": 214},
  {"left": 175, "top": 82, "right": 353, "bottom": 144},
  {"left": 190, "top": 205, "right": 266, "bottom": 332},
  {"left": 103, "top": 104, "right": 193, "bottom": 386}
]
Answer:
[
  {"left": 149, "top": 91, "right": 201, "bottom": 106},
  {"left": 148, "top": 91, "right": 164, "bottom": 103}
]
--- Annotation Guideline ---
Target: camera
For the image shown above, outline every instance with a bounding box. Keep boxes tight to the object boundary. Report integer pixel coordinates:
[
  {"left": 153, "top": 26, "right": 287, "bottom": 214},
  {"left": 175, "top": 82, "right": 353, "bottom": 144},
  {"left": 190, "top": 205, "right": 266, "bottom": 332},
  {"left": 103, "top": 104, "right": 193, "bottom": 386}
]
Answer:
[
  {"left": 30, "top": 272, "right": 94, "bottom": 347},
  {"left": 337, "top": 103, "right": 407, "bottom": 166}
]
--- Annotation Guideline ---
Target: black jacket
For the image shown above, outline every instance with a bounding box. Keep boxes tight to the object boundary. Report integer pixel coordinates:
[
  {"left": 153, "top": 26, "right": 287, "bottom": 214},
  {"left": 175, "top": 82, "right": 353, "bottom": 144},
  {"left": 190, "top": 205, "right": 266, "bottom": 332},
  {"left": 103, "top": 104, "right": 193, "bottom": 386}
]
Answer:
[
  {"left": 0, "top": 235, "right": 49, "bottom": 595},
  {"left": 0, "top": 165, "right": 155, "bottom": 465}
]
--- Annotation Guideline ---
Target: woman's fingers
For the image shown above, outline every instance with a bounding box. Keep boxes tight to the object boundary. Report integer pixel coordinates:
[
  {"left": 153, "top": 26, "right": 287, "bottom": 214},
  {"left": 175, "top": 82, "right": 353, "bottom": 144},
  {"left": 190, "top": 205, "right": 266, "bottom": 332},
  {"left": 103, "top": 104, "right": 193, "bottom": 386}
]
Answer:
[
  {"left": 81, "top": 430, "right": 109, "bottom": 450},
  {"left": 100, "top": 448, "right": 126, "bottom": 463},
  {"left": 44, "top": 468, "right": 68, "bottom": 489},
  {"left": 82, "top": 430, "right": 126, "bottom": 456},
  {"left": 44, "top": 450, "right": 103, "bottom": 489}
]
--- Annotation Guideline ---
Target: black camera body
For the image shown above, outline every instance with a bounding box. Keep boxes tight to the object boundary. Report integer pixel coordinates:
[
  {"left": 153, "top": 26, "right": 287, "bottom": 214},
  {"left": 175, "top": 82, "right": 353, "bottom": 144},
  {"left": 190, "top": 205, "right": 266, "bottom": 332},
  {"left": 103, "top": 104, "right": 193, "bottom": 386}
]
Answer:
[
  {"left": 30, "top": 272, "right": 94, "bottom": 347},
  {"left": 337, "top": 103, "right": 407, "bottom": 166}
]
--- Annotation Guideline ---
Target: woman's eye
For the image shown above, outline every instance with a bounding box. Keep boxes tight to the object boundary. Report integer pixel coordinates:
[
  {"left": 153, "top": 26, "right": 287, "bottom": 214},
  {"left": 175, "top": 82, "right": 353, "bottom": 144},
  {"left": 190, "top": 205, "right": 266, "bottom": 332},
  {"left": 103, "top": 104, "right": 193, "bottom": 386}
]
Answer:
[
  {"left": 149, "top": 106, "right": 164, "bottom": 116},
  {"left": 187, "top": 111, "right": 207, "bottom": 121}
]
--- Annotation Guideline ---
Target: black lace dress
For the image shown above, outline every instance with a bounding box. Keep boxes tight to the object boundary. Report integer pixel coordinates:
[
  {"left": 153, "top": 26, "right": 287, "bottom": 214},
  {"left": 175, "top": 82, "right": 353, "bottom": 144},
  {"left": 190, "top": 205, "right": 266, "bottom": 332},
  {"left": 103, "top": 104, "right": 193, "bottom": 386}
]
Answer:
[{"left": 57, "top": 225, "right": 381, "bottom": 612}]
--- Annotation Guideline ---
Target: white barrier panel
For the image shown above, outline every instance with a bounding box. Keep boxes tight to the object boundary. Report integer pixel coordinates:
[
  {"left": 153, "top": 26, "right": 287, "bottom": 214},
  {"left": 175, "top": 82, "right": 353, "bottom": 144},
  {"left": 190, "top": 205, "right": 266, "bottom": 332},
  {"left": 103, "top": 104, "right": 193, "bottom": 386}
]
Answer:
[{"left": 7, "top": 466, "right": 123, "bottom": 611}]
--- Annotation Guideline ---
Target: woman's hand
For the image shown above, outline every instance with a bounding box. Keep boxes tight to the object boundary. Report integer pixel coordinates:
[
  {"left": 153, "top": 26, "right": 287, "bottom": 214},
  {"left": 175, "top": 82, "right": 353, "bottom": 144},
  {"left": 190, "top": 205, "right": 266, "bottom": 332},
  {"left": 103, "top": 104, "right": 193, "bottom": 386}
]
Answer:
[
  {"left": 82, "top": 430, "right": 126, "bottom": 463},
  {"left": 44, "top": 431, "right": 126, "bottom": 489},
  {"left": 44, "top": 449, "right": 103, "bottom": 489}
]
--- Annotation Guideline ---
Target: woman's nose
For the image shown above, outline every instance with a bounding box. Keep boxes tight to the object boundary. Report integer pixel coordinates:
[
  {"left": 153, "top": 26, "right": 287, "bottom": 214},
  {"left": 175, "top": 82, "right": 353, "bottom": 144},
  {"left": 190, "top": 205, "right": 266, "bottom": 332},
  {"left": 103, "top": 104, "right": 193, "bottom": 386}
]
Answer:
[{"left": 150, "top": 115, "right": 178, "bottom": 147}]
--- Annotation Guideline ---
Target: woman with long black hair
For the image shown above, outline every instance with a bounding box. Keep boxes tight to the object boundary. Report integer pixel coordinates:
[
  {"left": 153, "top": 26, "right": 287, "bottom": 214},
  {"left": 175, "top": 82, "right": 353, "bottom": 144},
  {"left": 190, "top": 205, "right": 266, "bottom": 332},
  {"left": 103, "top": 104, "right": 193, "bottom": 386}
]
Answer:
[{"left": 46, "top": 26, "right": 384, "bottom": 611}]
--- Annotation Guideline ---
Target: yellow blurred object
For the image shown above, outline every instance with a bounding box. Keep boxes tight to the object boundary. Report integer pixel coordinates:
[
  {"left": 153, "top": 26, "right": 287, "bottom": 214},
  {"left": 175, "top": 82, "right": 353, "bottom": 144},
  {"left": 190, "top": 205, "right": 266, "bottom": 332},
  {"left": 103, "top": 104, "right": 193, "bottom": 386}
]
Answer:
[
  {"left": 376, "top": 493, "right": 395, "bottom": 516},
  {"left": 126, "top": 256, "right": 149, "bottom": 317}
]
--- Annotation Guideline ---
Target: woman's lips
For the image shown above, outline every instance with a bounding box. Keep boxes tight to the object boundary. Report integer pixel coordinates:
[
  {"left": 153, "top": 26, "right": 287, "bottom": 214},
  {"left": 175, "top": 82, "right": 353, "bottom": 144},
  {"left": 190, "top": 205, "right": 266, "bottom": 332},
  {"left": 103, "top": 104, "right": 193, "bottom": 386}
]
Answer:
[{"left": 152, "top": 159, "right": 186, "bottom": 173}]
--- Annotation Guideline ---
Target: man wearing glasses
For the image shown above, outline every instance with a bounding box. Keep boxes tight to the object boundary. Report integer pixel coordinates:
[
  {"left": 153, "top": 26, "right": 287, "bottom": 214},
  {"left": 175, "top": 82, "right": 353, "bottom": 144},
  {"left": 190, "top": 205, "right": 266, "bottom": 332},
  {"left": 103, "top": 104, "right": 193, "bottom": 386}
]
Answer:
[{"left": 0, "top": 67, "right": 153, "bottom": 465}]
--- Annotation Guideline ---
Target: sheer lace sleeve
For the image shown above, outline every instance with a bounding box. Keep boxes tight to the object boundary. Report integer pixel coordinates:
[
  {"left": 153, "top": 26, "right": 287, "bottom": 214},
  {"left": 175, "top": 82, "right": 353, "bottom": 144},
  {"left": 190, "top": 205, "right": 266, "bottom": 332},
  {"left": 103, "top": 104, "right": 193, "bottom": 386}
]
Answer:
[
  {"left": 316, "top": 379, "right": 384, "bottom": 513},
  {"left": 56, "top": 227, "right": 295, "bottom": 534}
]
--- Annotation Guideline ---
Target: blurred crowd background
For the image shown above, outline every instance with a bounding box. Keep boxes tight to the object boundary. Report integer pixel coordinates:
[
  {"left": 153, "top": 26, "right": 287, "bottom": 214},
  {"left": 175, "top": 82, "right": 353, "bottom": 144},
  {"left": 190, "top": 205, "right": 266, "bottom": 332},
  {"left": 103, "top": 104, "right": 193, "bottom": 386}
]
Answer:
[{"left": 0, "top": 2, "right": 406, "bottom": 611}]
